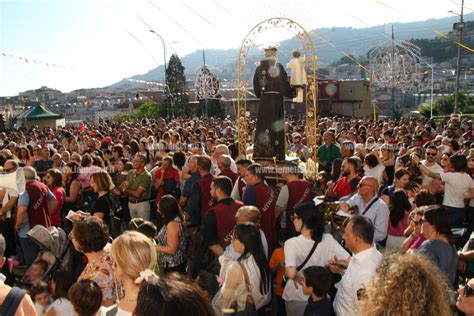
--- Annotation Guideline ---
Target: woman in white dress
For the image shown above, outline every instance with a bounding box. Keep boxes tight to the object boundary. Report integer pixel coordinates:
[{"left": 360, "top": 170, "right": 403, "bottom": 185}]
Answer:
[{"left": 214, "top": 223, "right": 271, "bottom": 315}]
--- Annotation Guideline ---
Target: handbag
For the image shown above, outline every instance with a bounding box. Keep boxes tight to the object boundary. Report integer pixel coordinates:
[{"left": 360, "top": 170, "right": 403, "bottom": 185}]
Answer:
[
  {"left": 281, "top": 240, "right": 318, "bottom": 288},
  {"left": 105, "top": 193, "right": 121, "bottom": 238}
]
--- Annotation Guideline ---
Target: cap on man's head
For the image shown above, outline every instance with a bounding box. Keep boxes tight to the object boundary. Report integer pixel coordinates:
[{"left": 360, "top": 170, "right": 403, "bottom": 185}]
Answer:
[{"left": 261, "top": 42, "right": 280, "bottom": 51}]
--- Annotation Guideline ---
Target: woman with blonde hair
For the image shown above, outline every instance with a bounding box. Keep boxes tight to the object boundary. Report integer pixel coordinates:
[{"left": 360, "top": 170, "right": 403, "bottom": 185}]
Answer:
[
  {"left": 108, "top": 231, "right": 157, "bottom": 316},
  {"left": 359, "top": 252, "right": 452, "bottom": 316}
]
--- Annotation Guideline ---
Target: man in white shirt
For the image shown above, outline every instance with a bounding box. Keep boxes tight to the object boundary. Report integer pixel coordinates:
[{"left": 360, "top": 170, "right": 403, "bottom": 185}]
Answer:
[
  {"left": 0, "top": 160, "right": 19, "bottom": 259},
  {"left": 330, "top": 215, "right": 383, "bottom": 316},
  {"left": 222, "top": 205, "right": 268, "bottom": 259},
  {"left": 230, "top": 159, "right": 252, "bottom": 201},
  {"left": 421, "top": 145, "right": 443, "bottom": 188},
  {"left": 211, "top": 144, "right": 237, "bottom": 175},
  {"left": 339, "top": 176, "right": 390, "bottom": 243}
]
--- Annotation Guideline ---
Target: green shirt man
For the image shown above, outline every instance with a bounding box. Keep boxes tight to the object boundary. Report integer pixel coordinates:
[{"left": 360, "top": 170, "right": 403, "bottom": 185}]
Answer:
[{"left": 317, "top": 132, "right": 341, "bottom": 174}]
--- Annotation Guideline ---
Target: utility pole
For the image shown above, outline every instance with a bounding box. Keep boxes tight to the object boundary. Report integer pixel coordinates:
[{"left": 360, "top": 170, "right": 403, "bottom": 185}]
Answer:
[
  {"left": 454, "top": 0, "right": 464, "bottom": 114},
  {"left": 203, "top": 49, "right": 208, "bottom": 118}
]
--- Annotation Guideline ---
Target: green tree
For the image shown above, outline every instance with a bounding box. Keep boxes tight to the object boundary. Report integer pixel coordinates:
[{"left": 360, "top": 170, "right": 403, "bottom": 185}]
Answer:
[
  {"left": 165, "top": 54, "right": 189, "bottom": 118},
  {"left": 113, "top": 113, "right": 130, "bottom": 122},
  {"left": 196, "top": 98, "right": 225, "bottom": 118},
  {"left": 131, "top": 102, "right": 167, "bottom": 120},
  {"left": 418, "top": 92, "right": 474, "bottom": 117}
]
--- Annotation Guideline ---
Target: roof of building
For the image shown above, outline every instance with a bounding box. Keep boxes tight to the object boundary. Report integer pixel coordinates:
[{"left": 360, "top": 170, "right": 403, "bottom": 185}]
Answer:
[{"left": 17, "top": 105, "right": 61, "bottom": 121}]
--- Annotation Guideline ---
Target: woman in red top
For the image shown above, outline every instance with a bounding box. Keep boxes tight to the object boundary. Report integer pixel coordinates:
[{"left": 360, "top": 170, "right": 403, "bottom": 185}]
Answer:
[{"left": 45, "top": 168, "right": 65, "bottom": 227}]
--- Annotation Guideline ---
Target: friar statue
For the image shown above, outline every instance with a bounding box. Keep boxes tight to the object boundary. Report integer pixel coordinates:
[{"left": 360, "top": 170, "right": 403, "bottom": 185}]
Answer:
[{"left": 252, "top": 44, "right": 292, "bottom": 163}]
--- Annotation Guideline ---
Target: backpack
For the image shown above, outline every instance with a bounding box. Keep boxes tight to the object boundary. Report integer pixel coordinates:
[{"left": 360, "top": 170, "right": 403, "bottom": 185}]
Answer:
[{"left": 104, "top": 193, "right": 122, "bottom": 238}]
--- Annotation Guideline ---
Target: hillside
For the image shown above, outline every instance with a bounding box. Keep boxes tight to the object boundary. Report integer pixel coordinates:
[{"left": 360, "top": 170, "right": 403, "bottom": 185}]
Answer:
[{"left": 410, "top": 20, "right": 474, "bottom": 62}]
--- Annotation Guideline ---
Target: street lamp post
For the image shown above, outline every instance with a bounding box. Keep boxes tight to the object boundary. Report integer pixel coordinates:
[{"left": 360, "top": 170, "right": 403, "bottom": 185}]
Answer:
[
  {"left": 149, "top": 29, "right": 172, "bottom": 119},
  {"left": 420, "top": 62, "right": 435, "bottom": 118},
  {"left": 451, "top": 0, "right": 465, "bottom": 114}
]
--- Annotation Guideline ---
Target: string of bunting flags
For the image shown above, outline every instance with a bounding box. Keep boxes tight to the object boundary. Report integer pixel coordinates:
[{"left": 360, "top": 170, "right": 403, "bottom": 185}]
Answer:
[{"left": 1, "top": 52, "right": 75, "bottom": 69}]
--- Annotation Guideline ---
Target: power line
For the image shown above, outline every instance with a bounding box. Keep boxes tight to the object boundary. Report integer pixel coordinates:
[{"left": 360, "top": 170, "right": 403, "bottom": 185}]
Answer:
[
  {"left": 180, "top": 1, "right": 216, "bottom": 29},
  {"left": 121, "top": 25, "right": 159, "bottom": 64},
  {"left": 148, "top": 0, "right": 203, "bottom": 47}
]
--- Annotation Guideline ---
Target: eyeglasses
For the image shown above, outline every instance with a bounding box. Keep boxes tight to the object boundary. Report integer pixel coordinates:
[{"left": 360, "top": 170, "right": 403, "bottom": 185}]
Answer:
[
  {"left": 426, "top": 152, "right": 437, "bottom": 156},
  {"left": 290, "top": 215, "right": 299, "bottom": 221},
  {"left": 358, "top": 182, "right": 371, "bottom": 188},
  {"left": 464, "top": 280, "right": 474, "bottom": 297}
]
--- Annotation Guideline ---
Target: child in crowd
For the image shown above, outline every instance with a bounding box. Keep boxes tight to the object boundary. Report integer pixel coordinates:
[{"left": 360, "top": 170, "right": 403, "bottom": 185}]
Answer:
[
  {"left": 136, "top": 221, "right": 157, "bottom": 239},
  {"left": 26, "top": 259, "right": 49, "bottom": 285},
  {"left": 196, "top": 270, "right": 219, "bottom": 301},
  {"left": 128, "top": 217, "right": 145, "bottom": 231},
  {"left": 28, "top": 282, "right": 51, "bottom": 316},
  {"left": 135, "top": 220, "right": 160, "bottom": 276},
  {"left": 302, "top": 266, "right": 333, "bottom": 316},
  {"left": 69, "top": 280, "right": 103, "bottom": 316},
  {"left": 269, "top": 231, "right": 288, "bottom": 316},
  {"left": 196, "top": 271, "right": 220, "bottom": 316},
  {"left": 44, "top": 271, "right": 76, "bottom": 315}
]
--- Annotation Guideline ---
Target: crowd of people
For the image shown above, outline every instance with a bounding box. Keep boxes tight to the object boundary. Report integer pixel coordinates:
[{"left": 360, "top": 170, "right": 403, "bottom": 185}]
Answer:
[{"left": 0, "top": 115, "right": 473, "bottom": 316}]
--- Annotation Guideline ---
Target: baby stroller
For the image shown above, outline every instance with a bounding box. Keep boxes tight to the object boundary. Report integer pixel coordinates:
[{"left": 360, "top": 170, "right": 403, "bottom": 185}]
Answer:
[{"left": 18, "top": 225, "right": 71, "bottom": 287}]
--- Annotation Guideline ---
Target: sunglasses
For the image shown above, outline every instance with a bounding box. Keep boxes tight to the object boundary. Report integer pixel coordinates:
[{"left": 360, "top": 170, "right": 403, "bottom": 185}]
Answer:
[
  {"left": 426, "top": 152, "right": 437, "bottom": 156},
  {"left": 464, "top": 280, "right": 474, "bottom": 297}
]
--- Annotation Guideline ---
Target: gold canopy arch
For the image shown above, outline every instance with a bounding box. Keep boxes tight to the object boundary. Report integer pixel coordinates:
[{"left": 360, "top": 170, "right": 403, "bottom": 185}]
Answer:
[{"left": 237, "top": 17, "right": 318, "bottom": 169}]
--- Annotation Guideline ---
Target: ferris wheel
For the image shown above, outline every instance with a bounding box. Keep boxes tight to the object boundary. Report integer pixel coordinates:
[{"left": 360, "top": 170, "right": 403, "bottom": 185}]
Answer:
[{"left": 368, "top": 40, "right": 423, "bottom": 90}]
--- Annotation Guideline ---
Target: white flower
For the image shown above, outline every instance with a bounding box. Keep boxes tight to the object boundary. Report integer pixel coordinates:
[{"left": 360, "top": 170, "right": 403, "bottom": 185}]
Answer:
[{"left": 135, "top": 269, "right": 159, "bottom": 284}]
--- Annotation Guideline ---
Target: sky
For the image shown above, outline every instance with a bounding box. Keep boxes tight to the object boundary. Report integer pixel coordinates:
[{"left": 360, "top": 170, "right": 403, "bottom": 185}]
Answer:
[{"left": 1, "top": 0, "right": 472, "bottom": 96}]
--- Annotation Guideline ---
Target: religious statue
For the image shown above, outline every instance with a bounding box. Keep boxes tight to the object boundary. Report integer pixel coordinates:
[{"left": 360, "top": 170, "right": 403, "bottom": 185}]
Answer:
[
  {"left": 252, "top": 44, "right": 292, "bottom": 163},
  {"left": 286, "top": 50, "right": 307, "bottom": 103}
]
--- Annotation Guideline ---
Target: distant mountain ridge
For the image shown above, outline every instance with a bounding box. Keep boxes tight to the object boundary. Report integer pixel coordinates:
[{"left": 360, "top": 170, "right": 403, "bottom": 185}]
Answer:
[{"left": 106, "top": 13, "right": 473, "bottom": 90}]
